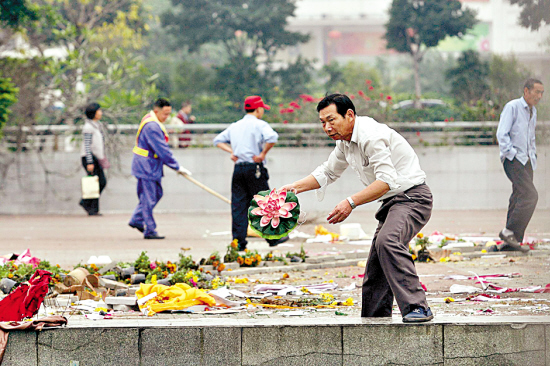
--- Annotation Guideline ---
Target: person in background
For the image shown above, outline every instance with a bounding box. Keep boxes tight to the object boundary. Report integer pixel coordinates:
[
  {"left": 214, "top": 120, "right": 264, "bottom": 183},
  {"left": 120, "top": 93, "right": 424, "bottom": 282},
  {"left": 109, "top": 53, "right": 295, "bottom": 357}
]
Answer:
[
  {"left": 176, "top": 101, "right": 195, "bottom": 148},
  {"left": 79, "top": 102, "right": 109, "bottom": 216},
  {"left": 495, "top": 78, "right": 544, "bottom": 252},
  {"left": 281, "top": 93, "right": 434, "bottom": 322},
  {"left": 213, "top": 95, "right": 289, "bottom": 251},
  {"left": 129, "top": 98, "right": 192, "bottom": 239}
]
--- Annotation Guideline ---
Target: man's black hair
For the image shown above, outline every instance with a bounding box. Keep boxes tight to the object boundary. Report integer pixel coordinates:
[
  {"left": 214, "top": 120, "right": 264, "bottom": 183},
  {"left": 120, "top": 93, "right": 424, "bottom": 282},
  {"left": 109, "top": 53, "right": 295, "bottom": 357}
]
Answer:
[
  {"left": 316, "top": 93, "right": 356, "bottom": 118},
  {"left": 85, "top": 102, "right": 101, "bottom": 120},
  {"left": 154, "top": 98, "right": 171, "bottom": 109},
  {"left": 245, "top": 108, "right": 256, "bottom": 113},
  {"left": 524, "top": 78, "right": 543, "bottom": 90}
]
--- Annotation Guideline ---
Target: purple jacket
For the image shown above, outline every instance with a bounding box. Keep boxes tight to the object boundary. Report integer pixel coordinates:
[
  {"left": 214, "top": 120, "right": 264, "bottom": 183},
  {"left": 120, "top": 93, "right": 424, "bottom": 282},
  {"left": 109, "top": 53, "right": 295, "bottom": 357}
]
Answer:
[{"left": 131, "top": 118, "right": 180, "bottom": 181}]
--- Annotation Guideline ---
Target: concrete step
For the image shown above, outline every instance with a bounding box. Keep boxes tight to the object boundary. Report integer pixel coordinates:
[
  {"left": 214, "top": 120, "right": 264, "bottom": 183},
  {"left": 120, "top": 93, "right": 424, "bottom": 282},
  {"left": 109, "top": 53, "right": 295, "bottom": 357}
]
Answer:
[{"left": 3, "top": 316, "right": 549, "bottom": 365}]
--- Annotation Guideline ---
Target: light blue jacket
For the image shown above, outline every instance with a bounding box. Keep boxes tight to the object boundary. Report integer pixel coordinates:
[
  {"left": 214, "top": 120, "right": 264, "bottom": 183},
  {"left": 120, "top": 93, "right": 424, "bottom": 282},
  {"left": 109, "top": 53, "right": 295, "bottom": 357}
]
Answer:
[{"left": 496, "top": 97, "right": 537, "bottom": 170}]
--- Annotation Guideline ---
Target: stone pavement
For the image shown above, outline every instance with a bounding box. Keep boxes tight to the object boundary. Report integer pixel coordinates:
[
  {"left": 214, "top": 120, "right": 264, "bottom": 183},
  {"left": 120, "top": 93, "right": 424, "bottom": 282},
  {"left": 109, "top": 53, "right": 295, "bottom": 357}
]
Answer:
[{"left": 2, "top": 209, "right": 549, "bottom": 268}]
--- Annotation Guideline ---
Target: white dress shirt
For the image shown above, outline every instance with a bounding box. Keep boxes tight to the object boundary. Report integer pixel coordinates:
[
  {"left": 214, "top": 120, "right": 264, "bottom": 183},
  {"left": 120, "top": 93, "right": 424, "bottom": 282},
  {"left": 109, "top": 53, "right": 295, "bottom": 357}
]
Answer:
[{"left": 311, "top": 116, "right": 426, "bottom": 201}]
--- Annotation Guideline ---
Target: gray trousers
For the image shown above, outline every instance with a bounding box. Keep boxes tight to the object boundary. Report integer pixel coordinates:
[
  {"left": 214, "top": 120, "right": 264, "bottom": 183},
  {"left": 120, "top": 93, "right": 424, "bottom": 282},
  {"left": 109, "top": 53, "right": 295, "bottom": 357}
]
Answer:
[
  {"left": 361, "top": 184, "right": 433, "bottom": 317},
  {"left": 503, "top": 158, "right": 538, "bottom": 243}
]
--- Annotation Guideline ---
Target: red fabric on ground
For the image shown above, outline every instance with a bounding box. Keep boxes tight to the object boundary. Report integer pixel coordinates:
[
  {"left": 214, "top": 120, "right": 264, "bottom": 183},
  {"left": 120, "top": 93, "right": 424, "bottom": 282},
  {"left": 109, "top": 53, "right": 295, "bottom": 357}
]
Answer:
[{"left": 0, "top": 270, "right": 52, "bottom": 321}]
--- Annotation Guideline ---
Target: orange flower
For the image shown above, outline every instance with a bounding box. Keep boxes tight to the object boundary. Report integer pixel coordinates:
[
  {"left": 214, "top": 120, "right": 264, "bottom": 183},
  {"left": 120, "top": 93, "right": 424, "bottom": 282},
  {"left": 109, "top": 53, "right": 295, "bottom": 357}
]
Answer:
[
  {"left": 255, "top": 254, "right": 262, "bottom": 262},
  {"left": 237, "top": 257, "right": 244, "bottom": 265},
  {"left": 231, "top": 239, "right": 238, "bottom": 249},
  {"left": 8, "top": 273, "right": 13, "bottom": 278},
  {"left": 282, "top": 273, "right": 289, "bottom": 279},
  {"left": 212, "top": 261, "right": 219, "bottom": 267},
  {"left": 244, "top": 249, "right": 249, "bottom": 253},
  {"left": 217, "top": 263, "right": 226, "bottom": 272},
  {"left": 244, "top": 258, "right": 252, "bottom": 266}
]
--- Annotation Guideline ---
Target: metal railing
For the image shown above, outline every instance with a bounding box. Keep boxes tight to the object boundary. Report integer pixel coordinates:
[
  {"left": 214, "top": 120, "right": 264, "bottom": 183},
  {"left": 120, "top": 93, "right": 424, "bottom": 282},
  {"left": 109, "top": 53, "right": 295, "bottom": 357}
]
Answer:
[{"left": 2, "top": 121, "right": 549, "bottom": 151}]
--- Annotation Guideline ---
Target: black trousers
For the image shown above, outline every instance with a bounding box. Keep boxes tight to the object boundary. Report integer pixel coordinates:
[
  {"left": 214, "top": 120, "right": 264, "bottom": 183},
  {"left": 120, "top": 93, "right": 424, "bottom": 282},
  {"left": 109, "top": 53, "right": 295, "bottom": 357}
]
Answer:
[
  {"left": 80, "top": 156, "right": 107, "bottom": 214},
  {"left": 503, "top": 158, "right": 538, "bottom": 243},
  {"left": 361, "top": 184, "right": 433, "bottom": 317},
  {"left": 231, "top": 162, "right": 272, "bottom": 245}
]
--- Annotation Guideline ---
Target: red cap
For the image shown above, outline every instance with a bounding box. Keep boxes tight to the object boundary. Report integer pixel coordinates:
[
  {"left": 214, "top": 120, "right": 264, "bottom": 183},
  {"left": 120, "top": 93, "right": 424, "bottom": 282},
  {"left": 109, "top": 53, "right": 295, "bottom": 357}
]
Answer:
[{"left": 244, "top": 96, "right": 270, "bottom": 110}]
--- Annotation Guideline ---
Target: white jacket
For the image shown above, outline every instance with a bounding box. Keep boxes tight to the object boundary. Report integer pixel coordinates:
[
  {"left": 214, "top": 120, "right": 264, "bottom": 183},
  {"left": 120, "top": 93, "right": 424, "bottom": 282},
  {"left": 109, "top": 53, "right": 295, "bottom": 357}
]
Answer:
[{"left": 80, "top": 119, "right": 106, "bottom": 163}]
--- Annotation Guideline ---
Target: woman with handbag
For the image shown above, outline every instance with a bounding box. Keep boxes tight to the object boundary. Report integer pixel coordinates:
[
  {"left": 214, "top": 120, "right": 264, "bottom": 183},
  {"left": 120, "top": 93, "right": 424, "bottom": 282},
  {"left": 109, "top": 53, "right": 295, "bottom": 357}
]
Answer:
[{"left": 79, "top": 102, "right": 109, "bottom": 216}]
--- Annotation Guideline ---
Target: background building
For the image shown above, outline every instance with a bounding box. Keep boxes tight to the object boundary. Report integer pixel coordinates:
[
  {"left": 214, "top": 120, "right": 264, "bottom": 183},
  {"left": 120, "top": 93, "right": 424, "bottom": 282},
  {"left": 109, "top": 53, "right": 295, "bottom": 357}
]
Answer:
[{"left": 284, "top": 0, "right": 550, "bottom": 75}]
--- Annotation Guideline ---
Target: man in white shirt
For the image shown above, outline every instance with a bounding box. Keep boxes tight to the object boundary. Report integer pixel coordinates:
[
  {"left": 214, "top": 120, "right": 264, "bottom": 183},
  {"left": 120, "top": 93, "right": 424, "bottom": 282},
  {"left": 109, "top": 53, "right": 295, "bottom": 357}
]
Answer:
[{"left": 282, "top": 94, "right": 433, "bottom": 322}]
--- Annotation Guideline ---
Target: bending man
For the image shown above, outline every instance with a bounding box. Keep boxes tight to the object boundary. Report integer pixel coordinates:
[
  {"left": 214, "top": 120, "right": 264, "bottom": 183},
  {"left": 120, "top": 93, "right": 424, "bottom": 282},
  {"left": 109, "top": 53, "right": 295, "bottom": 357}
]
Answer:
[{"left": 282, "top": 94, "right": 433, "bottom": 322}]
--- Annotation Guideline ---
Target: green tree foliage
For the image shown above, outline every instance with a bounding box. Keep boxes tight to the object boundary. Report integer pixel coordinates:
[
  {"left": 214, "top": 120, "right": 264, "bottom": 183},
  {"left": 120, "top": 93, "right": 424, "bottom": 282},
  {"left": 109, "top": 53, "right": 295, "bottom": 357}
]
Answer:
[
  {"left": 0, "top": 78, "right": 18, "bottom": 132},
  {"left": 273, "top": 57, "right": 314, "bottom": 100},
  {"left": 509, "top": 0, "right": 550, "bottom": 30},
  {"left": 0, "top": 0, "right": 39, "bottom": 29},
  {"left": 489, "top": 54, "right": 530, "bottom": 109},
  {"left": 162, "top": 0, "right": 310, "bottom": 103},
  {"left": 321, "top": 61, "right": 382, "bottom": 96},
  {"left": 162, "top": 0, "right": 308, "bottom": 58},
  {"left": 385, "top": 0, "right": 477, "bottom": 105},
  {"left": 2, "top": 0, "right": 155, "bottom": 129},
  {"left": 446, "top": 51, "right": 490, "bottom": 105}
]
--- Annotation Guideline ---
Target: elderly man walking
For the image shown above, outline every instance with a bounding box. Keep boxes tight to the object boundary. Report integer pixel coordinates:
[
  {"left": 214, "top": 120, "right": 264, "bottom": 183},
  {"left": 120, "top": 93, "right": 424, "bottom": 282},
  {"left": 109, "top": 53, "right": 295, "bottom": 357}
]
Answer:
[
  {"left": 282, "top": 93, "right": 433, "bottom": 322},
  {"left": 495, "top": 78, "right": 544, "bottom": 252}
]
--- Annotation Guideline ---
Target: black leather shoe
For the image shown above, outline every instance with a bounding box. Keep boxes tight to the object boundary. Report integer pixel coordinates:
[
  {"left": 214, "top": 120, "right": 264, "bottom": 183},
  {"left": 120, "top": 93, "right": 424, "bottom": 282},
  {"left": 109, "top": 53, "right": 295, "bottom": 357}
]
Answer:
[
  {"left": 498, "top": 231, "right": 529, "bottom": 252},
  {"left": 88, "top": 212, "right": 102, "bottom": 216},
  {"left": 129, "top": 223, "right": 144, "bottom": 233},
  {"left": 144, "top": 234, "right": 165, "bottom": 240},
  {"left": 268, "top": 235, "right": 290, "bottom": 247},
  {"left": 403, "top": 307, "right": 433, "bottom": 323}
]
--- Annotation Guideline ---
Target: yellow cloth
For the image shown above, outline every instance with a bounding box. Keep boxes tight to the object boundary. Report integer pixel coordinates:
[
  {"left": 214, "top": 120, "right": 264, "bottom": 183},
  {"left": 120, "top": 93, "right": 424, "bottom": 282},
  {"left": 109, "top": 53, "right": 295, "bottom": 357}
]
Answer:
[{"left": 135, "top": 283, "right": 216, "bottom": 316}]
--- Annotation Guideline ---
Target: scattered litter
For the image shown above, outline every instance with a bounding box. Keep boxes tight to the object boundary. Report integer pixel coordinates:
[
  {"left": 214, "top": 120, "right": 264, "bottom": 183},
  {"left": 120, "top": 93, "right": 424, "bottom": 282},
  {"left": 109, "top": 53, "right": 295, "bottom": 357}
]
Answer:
[
  {"left": 450, "top": 284, "right": 482, "bottom": 294},
  {"left": 340, "top": 283, "right": 356, "bottom": 291},
  {"left": 442, "top": 242, "right": 474, "bottom": 249},
  {"left": 253, "top": 283, "right": 338, "bottom": 295},
  {"left": 339, "top": 223, "right": 370, "bottom": 240},
  {"left": 289, "top": 230, "right": 313, "bottom": 239}
]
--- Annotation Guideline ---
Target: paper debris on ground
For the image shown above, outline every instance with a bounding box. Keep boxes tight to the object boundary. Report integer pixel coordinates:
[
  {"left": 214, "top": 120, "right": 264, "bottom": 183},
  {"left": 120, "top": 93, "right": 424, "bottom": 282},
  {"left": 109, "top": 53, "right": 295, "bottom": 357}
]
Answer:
[{"left": 450, "top": 284, "right": 483, "bottom": 294}]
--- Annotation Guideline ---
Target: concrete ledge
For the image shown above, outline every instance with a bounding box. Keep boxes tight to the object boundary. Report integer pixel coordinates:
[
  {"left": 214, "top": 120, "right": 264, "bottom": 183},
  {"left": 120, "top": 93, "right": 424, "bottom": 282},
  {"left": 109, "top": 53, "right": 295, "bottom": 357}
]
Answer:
[{"left": 4, "top": 317, "right": 550, "bottom": 365}]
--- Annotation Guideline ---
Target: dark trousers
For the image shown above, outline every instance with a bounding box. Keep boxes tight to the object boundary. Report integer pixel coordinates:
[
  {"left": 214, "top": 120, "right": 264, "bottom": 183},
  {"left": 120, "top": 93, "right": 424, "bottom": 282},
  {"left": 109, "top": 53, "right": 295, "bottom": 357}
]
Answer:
[
  {"left": 361, "top": 184, "right": 433, "bottom": 317},
  {"left": 80, "top": 156, "right": 106, "bottom": 215},
  {"left": 130, "top": 178, "right": 163, "bottom": 237},
  {"left": 231, "top": 163, "right": 270, "bottom": 245},
  {"left": 504, "top": 158, "right": 538, "bottom": 243}
]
